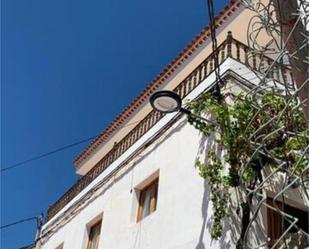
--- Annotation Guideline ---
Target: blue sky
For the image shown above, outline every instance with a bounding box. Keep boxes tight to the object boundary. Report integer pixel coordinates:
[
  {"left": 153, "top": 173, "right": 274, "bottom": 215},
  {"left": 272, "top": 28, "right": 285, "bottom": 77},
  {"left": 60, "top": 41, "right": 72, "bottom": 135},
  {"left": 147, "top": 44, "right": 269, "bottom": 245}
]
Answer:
[{"left": 1, "top": 0, "right": 227, "bottom": 248}]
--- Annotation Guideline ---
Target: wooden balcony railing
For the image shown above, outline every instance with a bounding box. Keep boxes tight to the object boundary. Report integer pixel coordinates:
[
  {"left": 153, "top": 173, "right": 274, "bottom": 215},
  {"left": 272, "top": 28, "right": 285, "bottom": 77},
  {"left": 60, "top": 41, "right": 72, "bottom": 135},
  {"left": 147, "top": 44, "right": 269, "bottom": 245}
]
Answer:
[{"left": 47, "top": 32, "right": 293, "bottom": 220}]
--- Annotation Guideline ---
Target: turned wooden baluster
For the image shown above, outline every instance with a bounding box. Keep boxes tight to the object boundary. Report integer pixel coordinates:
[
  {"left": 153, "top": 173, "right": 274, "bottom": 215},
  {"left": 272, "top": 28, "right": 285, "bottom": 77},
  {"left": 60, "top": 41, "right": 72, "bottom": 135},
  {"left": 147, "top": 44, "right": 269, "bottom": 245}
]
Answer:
[
  {"left": 225, "top": 32, "right": 232, "bottom": 60},
  {"left": 244, "top": 47, "right": 249, "bottom": 65},
  {"left": 253, "top": 53, "right": 257, "bottom": 70},
  {"left": 221, "top": 44, "right": 226, "bottom": 63},
  {"left": 203, "top": 61, "right": 208, "bottom": 80},
  {"left": 236, "top": 41, "right": 240, "bottom": 61}
]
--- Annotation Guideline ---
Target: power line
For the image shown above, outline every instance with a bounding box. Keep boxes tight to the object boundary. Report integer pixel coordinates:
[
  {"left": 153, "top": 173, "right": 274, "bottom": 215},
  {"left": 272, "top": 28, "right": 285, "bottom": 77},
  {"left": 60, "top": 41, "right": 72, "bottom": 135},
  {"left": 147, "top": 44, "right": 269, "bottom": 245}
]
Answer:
[
  {"left": 1, "top": 135, "right": 97, "bottom": 173},
  {"left": 1, "top": 119, "right": 142, "bottom": 173},
  {"left": 206, "top": 0, "right": 223, "bottom": 98},
  {"left": 0, "top": 217, "right": 37, "bottom": 230},
  {"left": 18, "top": 244, "right": 35, "bottom": 249}
]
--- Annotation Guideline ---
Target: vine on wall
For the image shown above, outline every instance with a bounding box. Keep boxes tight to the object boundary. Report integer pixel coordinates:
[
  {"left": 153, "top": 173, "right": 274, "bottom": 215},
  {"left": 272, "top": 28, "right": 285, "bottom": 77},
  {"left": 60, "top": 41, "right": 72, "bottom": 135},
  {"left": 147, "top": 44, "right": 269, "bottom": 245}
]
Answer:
[{"left": 186, "top": 89, "right": 308, "bottom": 242}]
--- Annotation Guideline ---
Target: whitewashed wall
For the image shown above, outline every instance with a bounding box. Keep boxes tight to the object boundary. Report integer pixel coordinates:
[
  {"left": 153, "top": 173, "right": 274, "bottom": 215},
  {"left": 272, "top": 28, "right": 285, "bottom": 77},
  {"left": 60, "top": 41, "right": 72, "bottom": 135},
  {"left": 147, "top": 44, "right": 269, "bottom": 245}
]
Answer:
[
  {"left": 40, "top": 113, "right": 234, "bottom": 249},
  {"left": 38, "top": 58, "right": 308, "bottom": 249},
  {"left": 38, "top": 59, "right": 266, "bottom": 249}
]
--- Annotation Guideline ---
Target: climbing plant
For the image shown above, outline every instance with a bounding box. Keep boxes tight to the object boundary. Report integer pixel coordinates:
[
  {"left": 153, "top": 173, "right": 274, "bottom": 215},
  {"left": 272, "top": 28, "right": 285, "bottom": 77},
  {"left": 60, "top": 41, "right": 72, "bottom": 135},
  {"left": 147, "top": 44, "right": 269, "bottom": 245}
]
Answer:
[{"left": 186, "top": 89, "right": 308, "bottom": 242}]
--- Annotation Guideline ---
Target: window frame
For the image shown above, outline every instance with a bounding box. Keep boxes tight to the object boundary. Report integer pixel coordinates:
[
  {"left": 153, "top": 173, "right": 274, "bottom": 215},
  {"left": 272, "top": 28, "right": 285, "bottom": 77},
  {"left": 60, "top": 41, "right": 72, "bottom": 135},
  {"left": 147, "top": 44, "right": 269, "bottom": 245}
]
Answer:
[
  {"left": 136, "top": 178, "right": 159, "bottom": 222},
  {"left": 267, "top": 197, "right": 309, "bottom": 247},
  {"left": 55, "top": 244, "right": 64, "bottom": 249},
  {"left": 86, "top": 219, "right": 102, "bottom": 249}
]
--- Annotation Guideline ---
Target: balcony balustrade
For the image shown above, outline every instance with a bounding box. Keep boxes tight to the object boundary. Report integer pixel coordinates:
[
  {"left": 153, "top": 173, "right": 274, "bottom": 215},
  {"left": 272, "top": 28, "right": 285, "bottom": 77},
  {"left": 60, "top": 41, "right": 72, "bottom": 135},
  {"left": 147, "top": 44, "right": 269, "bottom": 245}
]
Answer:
[{"left": 47, "top": 32, "right": 293, "bottom": 220}]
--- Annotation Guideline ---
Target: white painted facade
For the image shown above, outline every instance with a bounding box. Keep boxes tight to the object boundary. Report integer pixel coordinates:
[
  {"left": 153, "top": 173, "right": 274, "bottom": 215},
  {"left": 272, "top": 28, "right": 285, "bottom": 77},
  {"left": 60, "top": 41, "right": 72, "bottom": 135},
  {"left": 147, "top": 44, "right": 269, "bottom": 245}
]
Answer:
[
  {"left": 37, "top": 59, "right": 271, "bottom": 249},
  {"left": 40, "top": 117, "right": 217, "bottom": 249},
  {"left": 36, "top": 2, "right": 309, "bottom": 248}
]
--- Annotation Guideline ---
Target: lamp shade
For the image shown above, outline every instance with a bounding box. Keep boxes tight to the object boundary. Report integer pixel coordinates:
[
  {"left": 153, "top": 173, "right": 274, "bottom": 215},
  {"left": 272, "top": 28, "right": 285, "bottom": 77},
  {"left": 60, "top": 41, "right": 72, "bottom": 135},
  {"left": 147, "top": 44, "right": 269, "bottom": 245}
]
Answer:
[{"left": 150, "top": 90, "right": 182, "bottom": 113}]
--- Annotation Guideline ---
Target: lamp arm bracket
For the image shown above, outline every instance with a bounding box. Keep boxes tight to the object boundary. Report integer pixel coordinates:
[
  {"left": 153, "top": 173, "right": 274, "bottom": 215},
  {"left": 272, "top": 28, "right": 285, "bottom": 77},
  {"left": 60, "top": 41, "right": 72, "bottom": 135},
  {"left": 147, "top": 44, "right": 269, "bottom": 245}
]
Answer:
[{"left": 180, "top": 107, "right": 217, "bottom": 125}]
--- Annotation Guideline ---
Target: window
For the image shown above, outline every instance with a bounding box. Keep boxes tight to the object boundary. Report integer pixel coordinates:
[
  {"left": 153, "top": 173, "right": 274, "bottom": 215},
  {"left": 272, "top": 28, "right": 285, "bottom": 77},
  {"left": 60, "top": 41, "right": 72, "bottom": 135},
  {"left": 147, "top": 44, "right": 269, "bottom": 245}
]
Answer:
[
  {"left": 137, "top": 178, "right": 158, "bottom": 222},
  {"left": 267, "top": 198, "right": 308, "bottom": 247},
  {"left": 87, "top": 220, "right": 102, "bottom": 249}
]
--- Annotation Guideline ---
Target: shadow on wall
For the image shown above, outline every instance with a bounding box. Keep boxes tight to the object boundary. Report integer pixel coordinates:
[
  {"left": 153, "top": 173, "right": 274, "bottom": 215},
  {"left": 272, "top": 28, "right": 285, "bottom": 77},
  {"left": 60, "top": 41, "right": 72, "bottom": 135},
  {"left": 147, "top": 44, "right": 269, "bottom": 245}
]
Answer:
[
  {"left": 192, "top": 132, "right": 267, "bottom": 249},
  {"left": 194, "top": 135, "right": 213, "bottom": 249},
  {"left": 93, "top": 117, "right": 189, "bottom": 205},
  {"left": 41, "top": 118, "right": 189, "bottom": 244},
  {"left": 194, "top": 134, "right": 231, "bottom": 249},
  {"left": 195, "top": 180, "right": 210, "bottom": 249}
]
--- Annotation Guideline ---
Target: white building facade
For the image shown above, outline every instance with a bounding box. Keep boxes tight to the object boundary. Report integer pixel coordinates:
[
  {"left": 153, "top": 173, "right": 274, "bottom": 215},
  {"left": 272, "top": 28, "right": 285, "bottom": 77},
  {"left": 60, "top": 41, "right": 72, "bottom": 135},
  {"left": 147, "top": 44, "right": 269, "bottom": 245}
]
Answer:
[{"left": 35, "top": 1, "right": 309, "bottom": 249}]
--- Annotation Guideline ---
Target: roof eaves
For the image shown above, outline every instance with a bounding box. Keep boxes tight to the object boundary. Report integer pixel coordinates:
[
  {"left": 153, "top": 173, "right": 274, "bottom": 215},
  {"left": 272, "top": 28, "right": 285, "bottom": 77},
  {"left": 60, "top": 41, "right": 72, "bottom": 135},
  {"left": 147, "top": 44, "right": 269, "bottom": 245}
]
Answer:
[{"left": 74, "top": 0, "right": 242, "bottom": 166}]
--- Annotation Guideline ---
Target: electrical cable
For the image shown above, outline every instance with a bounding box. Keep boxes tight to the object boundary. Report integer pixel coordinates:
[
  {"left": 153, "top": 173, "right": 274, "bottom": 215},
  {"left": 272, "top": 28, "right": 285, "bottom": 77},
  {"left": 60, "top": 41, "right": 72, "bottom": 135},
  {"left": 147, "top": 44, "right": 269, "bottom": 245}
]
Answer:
[
  {"left": 18, "top": 244, "right": 35, "bottom": 249},
  {"left": 206, "top": 0, "right": 223, "bottom": 98},
  {"left": 6, "top": 2, "right": 308, "bottom": 248},
  {"left": 1, "top": 136, "right": 97, "bottom": 173},
  {"left": 1, "top": 119, "right": 142, "bottom": 173},
  {"left": 0, "top": 217, "right": 38, "bottom": 230},
  {"left": 37, "top": 113, "right": 184, "bottom": 245}
]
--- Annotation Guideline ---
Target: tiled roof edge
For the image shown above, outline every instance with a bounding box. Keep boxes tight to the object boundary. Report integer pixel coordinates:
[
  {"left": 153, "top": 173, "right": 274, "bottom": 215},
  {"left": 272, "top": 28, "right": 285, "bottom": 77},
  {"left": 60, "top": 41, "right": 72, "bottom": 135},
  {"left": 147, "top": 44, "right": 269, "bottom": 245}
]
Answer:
[{"left": 74, "top": 0, "right": 242, "bottom": 166}]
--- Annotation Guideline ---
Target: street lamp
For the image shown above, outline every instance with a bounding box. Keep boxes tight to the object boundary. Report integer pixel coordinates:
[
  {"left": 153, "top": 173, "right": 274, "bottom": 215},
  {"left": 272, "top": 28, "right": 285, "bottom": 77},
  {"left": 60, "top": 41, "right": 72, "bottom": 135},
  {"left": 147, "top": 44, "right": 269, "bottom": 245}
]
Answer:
[
  {"left": 150, "top": 90, "right": 217, "bottom": 125},
  {"left": 150, "top": 90, "right": 182, "bottom": 114}
]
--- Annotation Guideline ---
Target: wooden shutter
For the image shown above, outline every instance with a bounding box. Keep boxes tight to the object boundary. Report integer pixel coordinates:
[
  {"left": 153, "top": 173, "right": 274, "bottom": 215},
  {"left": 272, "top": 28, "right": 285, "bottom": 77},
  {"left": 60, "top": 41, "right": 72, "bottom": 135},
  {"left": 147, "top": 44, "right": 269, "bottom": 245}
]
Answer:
[
  {"left": 149, "top": 180, "right": 158, "bottom": 213},
  {"left": 267, "top": 198, "right": 283, "bottom": 247},
  {"left": 137, "top": 190, "right": 146, "bottom": 222}
]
